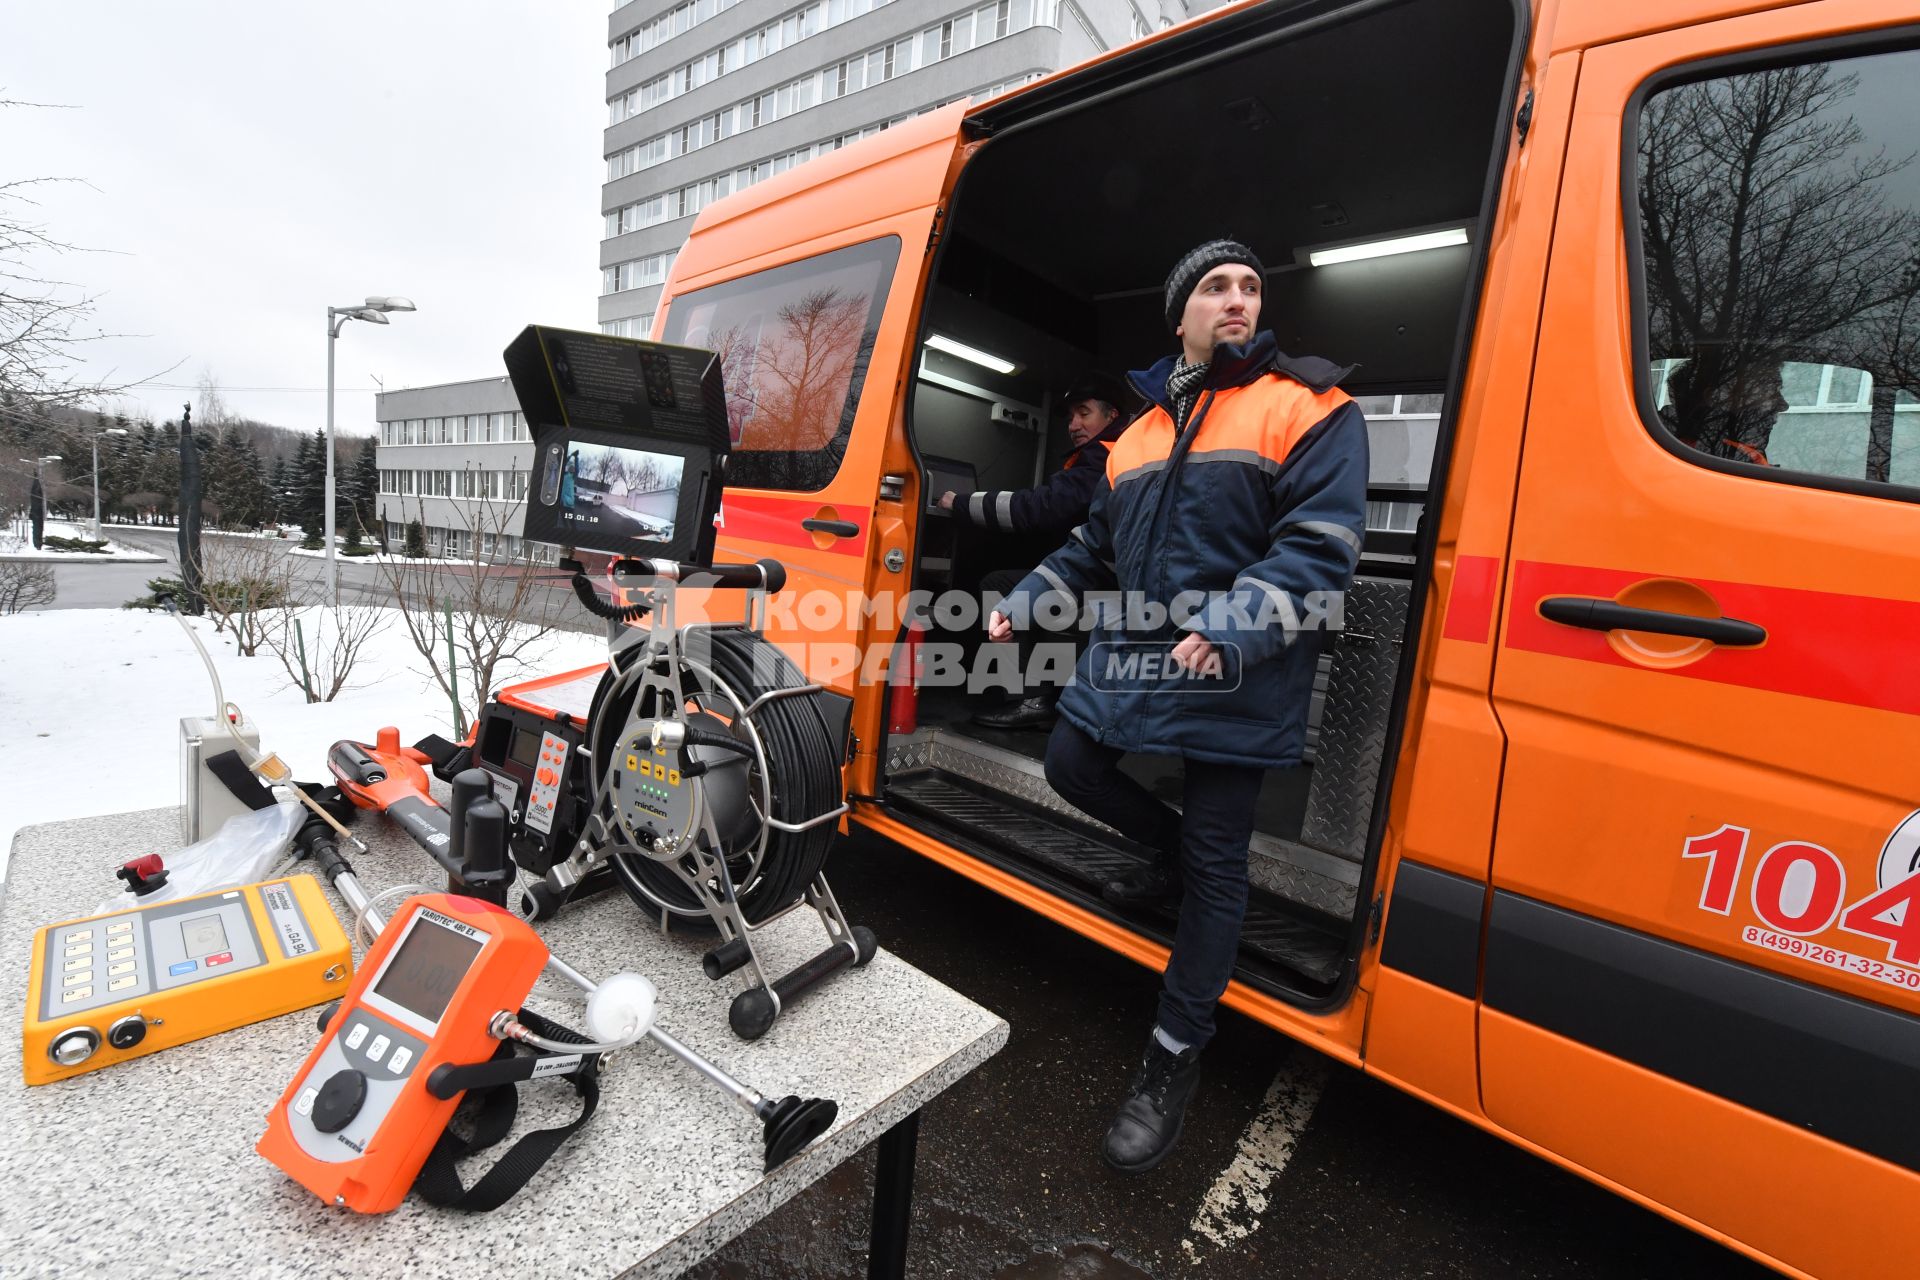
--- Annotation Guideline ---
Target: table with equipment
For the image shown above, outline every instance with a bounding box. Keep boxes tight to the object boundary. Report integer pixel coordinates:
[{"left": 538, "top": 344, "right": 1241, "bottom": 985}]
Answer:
[{"left": 0, "top": 802, "right": 1008, "bottom": 1279}]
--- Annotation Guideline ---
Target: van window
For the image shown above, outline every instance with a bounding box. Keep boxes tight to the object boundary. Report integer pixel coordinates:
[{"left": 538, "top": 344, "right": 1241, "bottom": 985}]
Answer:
[
  {"left": 1633, "top": 43, "right": 1920, "bottom": 496},
  {"left": 1352, "top": 393, "right": 1440, "bottom": 533},
  {"left": 661, "top": 237, "right": 899, "bottom": 491}
]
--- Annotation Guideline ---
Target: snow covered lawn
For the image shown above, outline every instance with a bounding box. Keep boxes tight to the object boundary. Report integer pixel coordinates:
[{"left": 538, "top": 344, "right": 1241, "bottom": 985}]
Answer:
[
  {"left": 0, "top": 518, "right": 164, "bottom": 562},
  {"left": 0, "top": 605, "right": 607, "bottom": 878}
]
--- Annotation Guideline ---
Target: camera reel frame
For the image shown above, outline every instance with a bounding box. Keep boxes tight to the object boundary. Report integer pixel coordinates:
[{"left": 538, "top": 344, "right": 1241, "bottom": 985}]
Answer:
[{"left": 539, "top": 560, "right": 875, "bottom": 1039}]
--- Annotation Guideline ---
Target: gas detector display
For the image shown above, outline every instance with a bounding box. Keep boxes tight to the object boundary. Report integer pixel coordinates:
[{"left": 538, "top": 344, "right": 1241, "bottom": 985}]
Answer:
[
  {"left": 503, "top": 325, "right": 728, "bottom": 564},
  {"left": 372, "top": 916, "right": 486, "bottom": 1024},
  {"left": 181, "top": 914, "right": 229, "bottom": 960}
]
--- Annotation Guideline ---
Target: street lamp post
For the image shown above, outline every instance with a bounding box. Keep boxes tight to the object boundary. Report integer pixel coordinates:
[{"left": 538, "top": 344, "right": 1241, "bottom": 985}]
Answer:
[
  {"left": 91, "top": 428, "right": 129, "bottom": 540},
  {"left": 326, "top": 295, "right": 415, "bottom": 604}
]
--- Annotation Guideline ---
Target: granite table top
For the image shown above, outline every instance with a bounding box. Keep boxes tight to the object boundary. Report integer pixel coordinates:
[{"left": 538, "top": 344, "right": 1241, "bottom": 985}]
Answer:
[{"left": 0, "top": 803, "right": 1007, "bottom": 1279}]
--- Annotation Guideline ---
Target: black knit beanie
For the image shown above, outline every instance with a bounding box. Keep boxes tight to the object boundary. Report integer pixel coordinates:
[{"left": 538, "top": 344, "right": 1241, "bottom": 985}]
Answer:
[{"left": 1163, "top": 238, "right": 1265, "bottom": 334}]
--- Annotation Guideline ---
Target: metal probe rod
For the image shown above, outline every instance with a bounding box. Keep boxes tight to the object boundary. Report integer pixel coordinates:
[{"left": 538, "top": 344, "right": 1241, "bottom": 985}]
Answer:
[
  {"left": 541, "top": 951, "right": 763, "bottom": 1111},
  {"left": 335, "top": 868, "right": 763, "bottom": 1113}
]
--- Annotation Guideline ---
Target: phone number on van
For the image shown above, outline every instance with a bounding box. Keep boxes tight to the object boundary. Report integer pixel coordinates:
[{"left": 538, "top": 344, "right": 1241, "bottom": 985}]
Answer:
[{"left": 1740, "top": 926, "right": 1920, "bottom": 991}]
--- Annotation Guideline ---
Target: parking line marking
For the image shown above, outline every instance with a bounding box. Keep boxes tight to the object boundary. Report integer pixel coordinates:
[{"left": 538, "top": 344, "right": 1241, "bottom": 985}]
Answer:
[{"left": 1182, "top": 1053, "right": 1329, "bottom": 1259}]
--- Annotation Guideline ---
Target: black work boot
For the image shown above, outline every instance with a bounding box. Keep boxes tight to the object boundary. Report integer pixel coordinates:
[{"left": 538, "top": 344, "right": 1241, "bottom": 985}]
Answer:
[
  {"left": 1102, "top": 1034, "right": 1202, "bottom": 1172},
  {"left": 1102, "top": 856, "right": 1180, "bottom": 908},
  {"left": 973, "top": 695, "right": 1059, "bottom": 730}
]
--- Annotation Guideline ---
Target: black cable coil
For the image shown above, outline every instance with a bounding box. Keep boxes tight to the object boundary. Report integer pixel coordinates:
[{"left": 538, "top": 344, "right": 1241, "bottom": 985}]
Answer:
[{"left": 593, "top": 626, "right": 840, "bottom": 931}]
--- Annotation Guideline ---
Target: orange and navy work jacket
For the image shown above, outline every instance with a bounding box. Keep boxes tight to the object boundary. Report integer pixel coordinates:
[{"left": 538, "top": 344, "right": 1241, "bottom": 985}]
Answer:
[
  {"left": 1005, "top": 332, "right": 1369, "bottom": 767},
  {"left": 960, "top": 416, "right": 1130, "bottom": 535}
]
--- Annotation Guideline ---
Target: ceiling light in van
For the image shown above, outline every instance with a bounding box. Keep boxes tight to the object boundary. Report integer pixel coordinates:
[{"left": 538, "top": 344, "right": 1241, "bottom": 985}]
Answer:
[
  {"left": 926, "top": 334, "right": 1019, "bottom": 375},
  {"left": 1308, "top": 227, "right": 1469, "bottom": 267}
]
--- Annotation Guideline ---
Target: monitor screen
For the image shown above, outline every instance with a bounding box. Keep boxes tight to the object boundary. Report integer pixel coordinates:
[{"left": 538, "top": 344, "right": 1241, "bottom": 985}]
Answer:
[
  {"left": 551, "top": 442, "right": 685, "bottom": 545},
  {"left": 504, "top": 326, "right": 728, "bottom": 563},
  {"left": 372, "top": 914, "right": 486, "bottom": 1026},
  {"left": 508, "top": 726, "right": 543, "bottom": 770}
]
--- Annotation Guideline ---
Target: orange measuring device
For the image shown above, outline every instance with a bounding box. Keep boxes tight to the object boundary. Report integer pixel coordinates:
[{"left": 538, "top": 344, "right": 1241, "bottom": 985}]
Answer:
[{"left": 256, "top": 892, "right": 550, "bottom": 1213}]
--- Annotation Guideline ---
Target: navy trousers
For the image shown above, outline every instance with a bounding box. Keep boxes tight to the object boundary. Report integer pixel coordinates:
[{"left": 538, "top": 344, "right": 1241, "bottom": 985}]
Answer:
[{"left": 1044, "top": 719, "right": 1265, "bottom": 1050}]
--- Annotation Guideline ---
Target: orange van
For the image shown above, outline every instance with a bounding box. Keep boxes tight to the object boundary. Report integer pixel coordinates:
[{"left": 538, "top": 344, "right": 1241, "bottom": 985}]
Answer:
[{"left": 643, "top": 1, "right": 1920, "bottom": 1274}]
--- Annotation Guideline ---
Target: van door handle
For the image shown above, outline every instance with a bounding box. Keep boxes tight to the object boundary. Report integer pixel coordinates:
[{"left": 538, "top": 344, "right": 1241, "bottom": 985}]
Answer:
[
  {"left": 800, "top": 518, "right": 860, "bottom": 538},
  {"left": 1538, "top": 597, "right": 1766, "bottom": 646}
]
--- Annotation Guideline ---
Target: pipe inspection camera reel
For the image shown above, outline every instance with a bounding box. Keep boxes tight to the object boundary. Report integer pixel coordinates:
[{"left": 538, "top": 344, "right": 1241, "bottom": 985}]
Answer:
[{"left": 490, "top": 325, "right": 876, "bottom": 1040}]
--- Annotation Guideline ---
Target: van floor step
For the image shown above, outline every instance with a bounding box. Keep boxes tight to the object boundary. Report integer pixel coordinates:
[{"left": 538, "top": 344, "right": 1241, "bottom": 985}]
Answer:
[
  {"left": 886, "top": 771, "right": 1347, "bottom": 986},
  {"left": 887, "top": 727, "right": 1361, "bottom": 919}
]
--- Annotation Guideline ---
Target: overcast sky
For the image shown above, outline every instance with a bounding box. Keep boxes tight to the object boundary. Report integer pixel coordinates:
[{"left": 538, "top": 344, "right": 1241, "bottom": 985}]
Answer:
[{"left": 5, "top": 2, "right": 608, "bottom": 437}]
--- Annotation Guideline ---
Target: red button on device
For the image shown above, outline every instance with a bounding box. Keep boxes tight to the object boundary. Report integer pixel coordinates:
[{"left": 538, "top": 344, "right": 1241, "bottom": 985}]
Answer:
[{"left": 206, "top": 952, "right": 233, "bottom": 967}]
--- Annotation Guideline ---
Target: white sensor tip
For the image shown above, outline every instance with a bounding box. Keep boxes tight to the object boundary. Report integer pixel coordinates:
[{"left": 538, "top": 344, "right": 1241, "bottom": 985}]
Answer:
[{"left": 585, "top": 972, "right": 657, "bottom": 1044}]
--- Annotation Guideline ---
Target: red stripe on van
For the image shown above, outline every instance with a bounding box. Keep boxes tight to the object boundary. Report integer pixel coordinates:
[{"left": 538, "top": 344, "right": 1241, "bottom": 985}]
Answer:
[
  {"left": 1504, "top": 560, "right": 1920, "bottom": 717},
  {"left": 1443, "top": 555, "right": 1500, "bottom": 644},
  {"left": 718, "top": 493, "right": 869, "bottom": 558}
]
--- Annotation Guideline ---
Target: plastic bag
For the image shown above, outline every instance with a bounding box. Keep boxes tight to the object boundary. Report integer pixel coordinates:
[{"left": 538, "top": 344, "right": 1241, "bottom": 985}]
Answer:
[{"left": 94, "top": 794, "right": 305, "bottom": 916}]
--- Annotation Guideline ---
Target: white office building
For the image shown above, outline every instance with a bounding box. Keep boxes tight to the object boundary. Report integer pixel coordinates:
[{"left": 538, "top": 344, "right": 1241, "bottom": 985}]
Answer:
[
  {"left": 372, "top": 378, "right": 556, "bottom": 563},
  {"left": 376, "top": 0, "right": 1200, "bottom": 557}
]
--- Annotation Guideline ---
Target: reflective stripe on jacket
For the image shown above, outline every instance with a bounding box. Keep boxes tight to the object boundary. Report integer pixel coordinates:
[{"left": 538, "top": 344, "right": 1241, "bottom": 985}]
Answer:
[
  {"left": 1004, "top": 331, "right": 1369, "bottom": 767},
  {"left": 961, "top": 417, "right": 1129, "bottom": 535}
]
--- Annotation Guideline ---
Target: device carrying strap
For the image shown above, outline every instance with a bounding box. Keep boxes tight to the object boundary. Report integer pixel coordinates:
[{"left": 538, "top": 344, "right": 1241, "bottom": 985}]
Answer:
[
  {"left": 412, "top": 733, "right": 474, "bottom": 783},
  {"left": 413, "top": 1010, "right": 600, "bottom": 1212},
  {"left": 205, "top": 750, "right": 356, "bottom": 824},
  {"left": 204, "top": 749, "right": 279, "bottom": 812}
]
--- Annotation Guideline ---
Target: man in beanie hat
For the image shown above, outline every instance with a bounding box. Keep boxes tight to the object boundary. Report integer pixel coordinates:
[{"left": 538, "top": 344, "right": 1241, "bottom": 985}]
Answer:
[
  {"left": 988, "top": 239, "right": 1368, "bottom": 1171},
  {"left": 937, "top": 370, "right": 1133, "bottom": 729}
]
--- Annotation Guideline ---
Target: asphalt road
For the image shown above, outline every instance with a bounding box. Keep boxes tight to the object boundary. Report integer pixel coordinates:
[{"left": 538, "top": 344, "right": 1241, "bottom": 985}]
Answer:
[
  {"left": 685, "top": 829, "right": 1775, "bottom": 1280},
  {"left": 30, "top": 525, "right": 595, "bottom": 630}
]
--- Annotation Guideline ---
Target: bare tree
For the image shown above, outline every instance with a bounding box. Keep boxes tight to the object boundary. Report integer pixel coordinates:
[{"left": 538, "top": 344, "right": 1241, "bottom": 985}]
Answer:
[
  {"left": 1639, "top": 63, "right": 1920, "bottom": 462},
  {"left": 1, "top": 97, "right": 164, "bottom": 413},
  {"left": 0, "top": 560, "right": 54, "bottom": 613},
  {"left": 756, "top": 288, "right": 867, "bottom": 452},
  {"left": 192, "top": 533, "right": 305, "bottom": 656},
  {"left": 259, "top": 603, "right": 390, "bottom": 703},
  {"left": 376, "top": 489, "right": 570, "bottom": 728},
  {"left": 194, "top": 369, "right": 230, "bottom": 432}
]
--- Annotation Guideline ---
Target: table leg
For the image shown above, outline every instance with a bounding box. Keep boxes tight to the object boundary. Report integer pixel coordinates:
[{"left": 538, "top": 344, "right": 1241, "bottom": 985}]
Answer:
[{"left": 867, "top": 1108, "right": 922, "bottom": 1280}]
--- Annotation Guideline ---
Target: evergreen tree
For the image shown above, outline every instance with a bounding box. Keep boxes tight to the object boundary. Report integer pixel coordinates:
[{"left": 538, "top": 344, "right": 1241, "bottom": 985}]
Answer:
[
  {"left": 207, "top": 431, "right": 269, "bottom": 528},
  {"left": 404, "top": 519, "right": 426, "bottom": 558},
  {"left": 142, "top": 422, "right": 181, "bottom": 522},
  {"left": 120, "top": 419, "right": 161, "bottom": 522},
  {"left": 96, "top": 416, "right": 139, "bottom": 522},
  {"left": 238, "top": 439, "right": 270, "bottom": 527},
  {"left": 350, "top": 438, "right": 381, "bottom": 546},
  {"left": 268, "top": 456, "right": 291, "bottom": 525},
  {"left": 295, "top": 429, "right": 327, "bottom": 548}
]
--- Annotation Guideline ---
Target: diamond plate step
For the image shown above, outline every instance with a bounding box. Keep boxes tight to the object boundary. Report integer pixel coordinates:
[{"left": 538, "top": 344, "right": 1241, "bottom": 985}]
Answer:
[
  {"left": 887, "top": 772, "right": 1347, "bottom": 985},
  {"left": 887, "top": 729, "right": 1360, "bottom": 919}
]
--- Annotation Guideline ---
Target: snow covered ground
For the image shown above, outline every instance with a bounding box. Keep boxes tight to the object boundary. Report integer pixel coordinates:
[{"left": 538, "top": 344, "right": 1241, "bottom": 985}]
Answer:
[
  {"left": 0, "top": 518, "right": 164, "bottom": 562},
  {"left": 0, "top": 605, "right": 607, "bottom": 880}
]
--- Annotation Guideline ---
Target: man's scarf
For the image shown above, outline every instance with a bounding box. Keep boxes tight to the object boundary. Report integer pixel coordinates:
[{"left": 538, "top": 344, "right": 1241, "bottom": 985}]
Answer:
[{"left": 1167, "top": 359, "right": 1211, "bottom": 430}]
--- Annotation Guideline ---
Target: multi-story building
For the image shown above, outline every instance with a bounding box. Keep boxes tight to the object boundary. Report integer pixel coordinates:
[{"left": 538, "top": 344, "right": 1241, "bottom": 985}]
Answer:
[
  {"left": 371, "top": 378, "right": 556, "bottom": 563},
  {"left": 598, "top": 0, "right": 1197, "bottom": 337},
  {"left": 378, "top": 0, "right": 1201, "bottom": 558}
]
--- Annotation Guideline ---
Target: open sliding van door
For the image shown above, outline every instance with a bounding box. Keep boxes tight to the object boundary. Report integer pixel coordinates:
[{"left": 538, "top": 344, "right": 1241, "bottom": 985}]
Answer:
[
  {"left": 655, "top": 104, "right": 972, "bottom": 781},
  {"left": 1482, "top": 5, "right": 1920, "bottom": 1276}
]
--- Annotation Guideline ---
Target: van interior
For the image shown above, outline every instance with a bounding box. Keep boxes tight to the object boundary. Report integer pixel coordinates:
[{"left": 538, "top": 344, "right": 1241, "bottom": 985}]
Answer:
[{"left": 882, "top": 0, "right": 1521, "bottom": 1004}]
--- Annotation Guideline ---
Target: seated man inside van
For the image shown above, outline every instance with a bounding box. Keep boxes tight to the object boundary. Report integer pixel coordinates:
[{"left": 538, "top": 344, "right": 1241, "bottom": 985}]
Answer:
[
  {"left": 990, "top": 240, "right": 1368, "bottom": 1171},
  {"left": 937, "top": 371, "right": 1131, "bottom": 730},
  {"left": 1658, "top": 357, "right": 1786, "bottom": 466}
]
